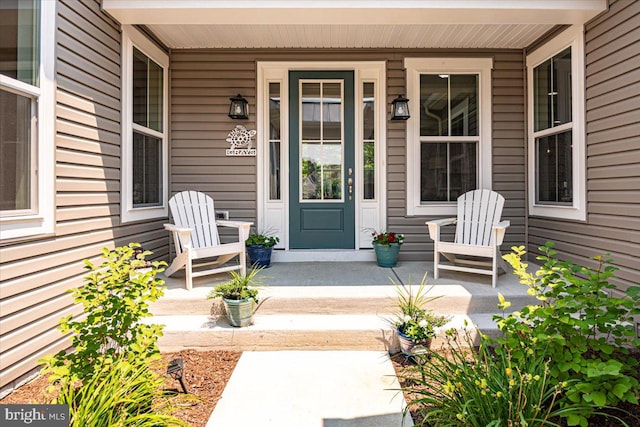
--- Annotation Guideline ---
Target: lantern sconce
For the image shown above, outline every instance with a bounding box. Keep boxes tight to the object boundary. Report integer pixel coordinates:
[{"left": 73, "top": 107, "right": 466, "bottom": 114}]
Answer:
[
  {"left": 390, "top": 95, "right": 410, "bottom": 120},
  {"left": 228, "top": 94, "right": 249, "bottom": 119}
]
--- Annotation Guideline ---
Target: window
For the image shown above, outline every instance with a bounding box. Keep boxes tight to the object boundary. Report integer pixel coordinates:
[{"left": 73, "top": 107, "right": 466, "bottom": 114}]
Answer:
[
  {"left": 269, "top": 82, "right": 281, "bottom": 200},
  {"left": 405, "top": 58, "right": 492, "bottom": 216},
  {"left": 121, "top": 26, "right": 168, "bottom": 222},
  {"left": 299, "top": 80, "right": 344, "bottom": 201},
  {"left": 0, "top": 0, "right": 55, "bottom": 240},
  {"left": 527, "top": 25, "right": 586, "bottom": 221},
  {"left": 362, "top": 82, "right": 376, "bottom": 200}
]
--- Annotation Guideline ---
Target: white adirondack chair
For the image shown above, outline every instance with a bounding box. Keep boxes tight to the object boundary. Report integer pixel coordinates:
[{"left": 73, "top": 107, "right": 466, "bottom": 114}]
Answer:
[
  {"left": 426, "top": 189, "right": 510, "bottom": 288},
  {"left": 164, "top": 191, "right": 252, "bottom": 290}
]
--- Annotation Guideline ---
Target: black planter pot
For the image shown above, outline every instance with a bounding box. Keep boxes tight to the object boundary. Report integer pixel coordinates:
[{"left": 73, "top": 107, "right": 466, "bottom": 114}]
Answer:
[{"left": 247, "top": 245, "right": 274, "bottom": 268}]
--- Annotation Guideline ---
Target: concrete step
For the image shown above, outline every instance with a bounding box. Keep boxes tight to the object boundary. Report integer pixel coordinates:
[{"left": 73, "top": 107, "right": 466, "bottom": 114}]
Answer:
[
  {"left": 146, "top": 313, "right": 497, "bottom": 353},
  {"left": 150, "top": 284, "right": 536, "bottom": 317}
]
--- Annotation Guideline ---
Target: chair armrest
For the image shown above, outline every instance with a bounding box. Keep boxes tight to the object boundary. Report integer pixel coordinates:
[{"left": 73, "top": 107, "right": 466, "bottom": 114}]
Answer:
[
  {"left": 494, "top": 220, "right": 510, "bottom": 230},
  {"left": 164, "top": 223, "right": 193, "bottom": 250},
  {"left": 164, "top": 223, "right": 192, "bottom": 234},
  {"left": 425, "top": 217, "right": 456, "bottom": 241},
  {"left": 492, "top": 220, "right": 511, "bottom": 246},
  {"left": 215, "top": 220, "right": 253, "bottom": 229},
  {"left": 216, "top": 220, "right": 253, "bottom": 243},
  {"left": 426, "top": 218, "right": 457, "bottom": 227}
]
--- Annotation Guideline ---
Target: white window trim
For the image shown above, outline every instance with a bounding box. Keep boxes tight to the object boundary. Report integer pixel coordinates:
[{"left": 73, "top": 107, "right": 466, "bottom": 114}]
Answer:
[
  {"left": 0, "top": 0, "right": 55, "bottom": 240},
  {"left": 526, "top": 24, "right": 586, "bottom": 221},
  {"left": 405, "top": 57, "right": 493, "bottom": 216},
  {"left": 120, "top": 25, "right": 169, "bottom": 223}
]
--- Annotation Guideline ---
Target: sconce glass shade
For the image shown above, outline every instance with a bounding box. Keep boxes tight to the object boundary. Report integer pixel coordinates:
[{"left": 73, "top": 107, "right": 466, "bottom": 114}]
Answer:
[
  {"left": 228, "top": 94, "right": 249, "bottom": 119},
  {"left": 391, "top": 95, "right": 410, "bottom": 120}
]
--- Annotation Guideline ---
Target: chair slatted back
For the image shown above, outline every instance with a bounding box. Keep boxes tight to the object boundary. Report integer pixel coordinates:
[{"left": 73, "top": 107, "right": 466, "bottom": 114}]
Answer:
[
  {"left": 454, "top": 189, "right": 505, "bottom": 246},
  {"left": 168, "top": 191, "right": 220, "bottom": 250}
]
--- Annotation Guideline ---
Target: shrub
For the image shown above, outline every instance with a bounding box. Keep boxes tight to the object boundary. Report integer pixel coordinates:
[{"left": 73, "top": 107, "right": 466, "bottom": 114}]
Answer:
[
  {"left": 41, "top": 243, "right": 167, "bottom": 387},
  {"left": 403, "top": 326, "right": 584, "bottom": 426},
  {"left": 56, "top": 355, "right": 186, "bottom": 427},
  {"left": 499, "top": 243, "right": 640, "bottom": 426}
]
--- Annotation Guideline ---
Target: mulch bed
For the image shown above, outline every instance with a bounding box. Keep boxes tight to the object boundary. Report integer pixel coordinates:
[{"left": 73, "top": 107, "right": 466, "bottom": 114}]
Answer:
[
  {"left": 1, "top": 350, "right": 241, "bottom": 427},
  {"left": 4, "top": 349, "right": 639, "bottom": 426},
  {"left": 159, "top": 350, "right": 241, "bottom": 427}
]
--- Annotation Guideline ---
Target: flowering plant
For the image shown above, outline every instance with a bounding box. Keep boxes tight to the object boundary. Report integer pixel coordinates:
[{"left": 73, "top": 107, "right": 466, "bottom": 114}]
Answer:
[
  {"left": 371, "top": 230, "right": 405, "bottom": 246},
  {"left": 395, "top": 311, "right": 449, "bottom": 341},
  {"left": 391, "top": 273, "right": 449, "bottom": 342}
]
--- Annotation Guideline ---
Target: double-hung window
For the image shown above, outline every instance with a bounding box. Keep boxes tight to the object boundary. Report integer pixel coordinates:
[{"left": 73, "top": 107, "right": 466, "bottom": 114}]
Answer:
[
  {"left": 527, "top": 25, "right": 586, "bottom": 221},
  {"left": 405, "top": 58, "right": 492, "bottom": 216},
  {"left": 121, "top": 26, "right": 168, "bottom": 222},
  {"left": 0, "top": 0, "right": 55, "bottom": 240}
]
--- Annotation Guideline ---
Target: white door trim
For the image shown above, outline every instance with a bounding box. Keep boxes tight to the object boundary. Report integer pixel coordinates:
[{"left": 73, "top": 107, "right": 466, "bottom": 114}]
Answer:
[{"left": 257, "top": 61, "right": 387, "bottom": 252}]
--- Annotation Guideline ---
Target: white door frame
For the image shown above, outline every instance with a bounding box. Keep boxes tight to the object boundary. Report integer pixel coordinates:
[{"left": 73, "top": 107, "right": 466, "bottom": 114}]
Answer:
[{"left": 257, "top": 61, "right": 387, "bottom": 254}]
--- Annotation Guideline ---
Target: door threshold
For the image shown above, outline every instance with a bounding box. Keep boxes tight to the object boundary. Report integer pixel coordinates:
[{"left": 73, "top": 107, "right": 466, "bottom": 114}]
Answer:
[{"left": 271, "top": 249, "right": 375, "bottom": 263}]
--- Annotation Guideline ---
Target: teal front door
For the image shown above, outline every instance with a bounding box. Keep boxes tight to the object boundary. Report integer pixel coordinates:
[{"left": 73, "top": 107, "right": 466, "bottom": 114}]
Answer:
[{"left": 289, "top": 71, "right": 355, "bottom": 249}]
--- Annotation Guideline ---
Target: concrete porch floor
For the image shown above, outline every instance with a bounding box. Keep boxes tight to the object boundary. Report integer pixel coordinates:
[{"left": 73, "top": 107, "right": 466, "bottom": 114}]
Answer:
[{"left": 160, "top": 259, "right": 525, "bottom": 292}]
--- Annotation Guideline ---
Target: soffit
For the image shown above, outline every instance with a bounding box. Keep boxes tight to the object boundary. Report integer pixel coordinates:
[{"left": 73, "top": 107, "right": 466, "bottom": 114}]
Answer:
[
  {"left": 146, "top": 23, "right": 557, "bottom": 49},
  {"left": 102, "top": 0, "right": 607, "bottom": 49}
]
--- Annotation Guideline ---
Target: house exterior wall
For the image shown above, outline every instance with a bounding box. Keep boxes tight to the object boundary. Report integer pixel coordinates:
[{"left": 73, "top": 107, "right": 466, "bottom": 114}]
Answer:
[
  {"left": 4, "top": 0, "right": 636, "bottom": 395},
  {"left": 170, "top": 49, "right": 527, "bottom": 259},
  {"left": 0, "top": 0, "right": 169, "bottom": 391},
  {"left": 527, "top": 0, "right": 640, "bottom": 290}
]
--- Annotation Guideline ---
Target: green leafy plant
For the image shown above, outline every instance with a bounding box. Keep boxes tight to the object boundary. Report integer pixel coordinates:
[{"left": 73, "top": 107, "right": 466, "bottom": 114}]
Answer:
[
  {"left": 245, "top": 231, "right": 279, "bottom": 248},
  {"left": 41, "top": 243, "right": 167, "bottom": 387},
  {"left": 403, "top": 327, "right": 587, "bottom": 427},
  {"left": 207, "top": 266, "right": 265, "bottom": 302},
  {"left": 56, "top": 355, "right": 186, "bottom": 427},
  {"left": 391, "top": 273, "right": 449, "bottom": 341},
  {"left": 498, "top": 243, "right": 640, "bottom": 426}
]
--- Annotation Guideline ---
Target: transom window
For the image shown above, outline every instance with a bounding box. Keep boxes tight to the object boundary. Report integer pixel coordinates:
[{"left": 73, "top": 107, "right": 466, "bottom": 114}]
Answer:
[
  {"left": 527, "top": 25, "right": 586, "bottom": 221},
  {"left": 405, "top": 58, "right": 492, "bottom": 216}
]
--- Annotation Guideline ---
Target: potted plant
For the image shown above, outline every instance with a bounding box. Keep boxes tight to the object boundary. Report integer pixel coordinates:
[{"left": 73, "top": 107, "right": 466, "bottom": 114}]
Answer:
[
  {"left": 371, "top": 230, "right": 405, "bottom": 267},
  {"left": 207, "top": 267, "right": 265, "bottom": 327},
  {"left": 246, "top": 231, "right": 279, "bottom": 268},
  {"left": 390, "top": 273, "right": 449, "bottom": 356}
]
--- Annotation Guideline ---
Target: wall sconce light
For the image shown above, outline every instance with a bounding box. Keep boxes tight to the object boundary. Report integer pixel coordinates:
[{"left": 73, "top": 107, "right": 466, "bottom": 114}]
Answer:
[
  {"left": 390, "top": 95, "right": 410, "bottom": 120},
  {"left": 228, "top": 94, "right": 249, "bottom": 119}
]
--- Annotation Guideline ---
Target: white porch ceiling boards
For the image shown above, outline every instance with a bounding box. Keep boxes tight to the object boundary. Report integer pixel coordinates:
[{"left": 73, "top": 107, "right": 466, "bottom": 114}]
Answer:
[
  {"left": 146, "top": 23, "right": 556, "bottom": 49},
  {"left": 102, "top": 0, "right": 607, "bottom": 49}
]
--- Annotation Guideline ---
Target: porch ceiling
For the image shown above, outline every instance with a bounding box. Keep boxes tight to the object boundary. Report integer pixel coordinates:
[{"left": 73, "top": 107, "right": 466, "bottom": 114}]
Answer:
[
  {"left": 146, "top": 24, "right": 557, "bottom": 49},
  {"left": 103, "top": 0, "right": 607, "bottom": 49}
]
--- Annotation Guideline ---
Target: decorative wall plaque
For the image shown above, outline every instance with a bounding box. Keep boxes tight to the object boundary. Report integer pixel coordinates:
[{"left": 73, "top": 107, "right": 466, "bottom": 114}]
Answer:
[{"left": 225, "top": 125, "right": 257, "bottom": 156}]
